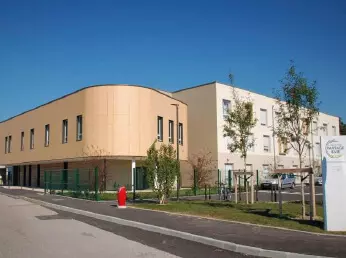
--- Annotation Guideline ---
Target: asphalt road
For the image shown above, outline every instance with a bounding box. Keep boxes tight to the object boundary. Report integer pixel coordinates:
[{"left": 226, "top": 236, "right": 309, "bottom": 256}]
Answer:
[{"left": 0, "top": 193, "right": 254, "bottom": 258}]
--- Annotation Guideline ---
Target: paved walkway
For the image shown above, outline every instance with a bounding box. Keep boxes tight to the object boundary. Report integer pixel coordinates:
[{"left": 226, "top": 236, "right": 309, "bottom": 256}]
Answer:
[{"left": 1, "top": 187, "right": 345, "bottom": 257}]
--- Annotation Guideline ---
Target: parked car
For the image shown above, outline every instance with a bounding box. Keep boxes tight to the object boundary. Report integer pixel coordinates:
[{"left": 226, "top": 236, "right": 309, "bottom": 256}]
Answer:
[
  {"left": 261, "top": 174, "right": 296, "bottom": 190},
  {"left": 315, "top": 176, "right": 323, "bottom": 186}
]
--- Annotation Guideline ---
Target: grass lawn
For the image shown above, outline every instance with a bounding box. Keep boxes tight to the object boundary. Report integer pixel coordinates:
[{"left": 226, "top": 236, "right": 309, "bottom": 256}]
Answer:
[{"left": 135, "top": 201, "right": 345, "bottom": 234}]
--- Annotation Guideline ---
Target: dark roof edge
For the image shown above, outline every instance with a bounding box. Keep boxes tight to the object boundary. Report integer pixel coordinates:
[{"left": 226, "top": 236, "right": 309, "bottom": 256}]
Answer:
[
  {"left": 0, "top": 84, "right": 187, "bottom": 124},
  {"left": 172, "top": 81, "right": 217, "bottom": 93}
]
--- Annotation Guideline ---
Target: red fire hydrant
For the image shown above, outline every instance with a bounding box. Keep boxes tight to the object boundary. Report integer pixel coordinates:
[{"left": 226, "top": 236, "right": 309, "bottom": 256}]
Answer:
[{"left": 117, "top": 186, "right": 127, "bottom": 208}]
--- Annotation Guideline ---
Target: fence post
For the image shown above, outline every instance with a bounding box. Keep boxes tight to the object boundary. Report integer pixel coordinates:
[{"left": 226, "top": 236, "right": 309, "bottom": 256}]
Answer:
[
  {"left": 60, "top": 170, "right": 64, "bottom": 195},
  {"left": 228, "top": 170, "right": 232, "bottom": 189},
  {"left": 94, "top": 167, "right": 100, "bottom": 201},
  {"left": 75, "top": 169, "right": 80, "bottom": 191},
  {"left": 208, "top": 185, "right": 211, "bottom": 200},
  {"left": 49, "top": 170, "right": 52, "bottom": 194},
  {"left": 44, "top": 171, "right": 47, "bottom": 194},
  {"left": 204, "top": 185, "right": 207, "bottom": 201},
  {"left": 238, "top": 175, "right": 241, "bottom": 201},
  {"left": 133, "top": 168, "right": 136, "bottom": 202},
  {"left": 193, "top": 169, "right": 197, "bottom": 196},
  {"left": 217, "top": 169, "right": 221, "bottom": 195},
  {"left": 256, "top": 170, "right": 259, "bottom": 202}
]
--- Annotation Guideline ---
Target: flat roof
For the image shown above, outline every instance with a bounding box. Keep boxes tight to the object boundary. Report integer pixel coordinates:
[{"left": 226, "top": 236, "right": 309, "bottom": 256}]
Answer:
[{"left": 0, "top": 84, "right": 188, "bottom": 124}]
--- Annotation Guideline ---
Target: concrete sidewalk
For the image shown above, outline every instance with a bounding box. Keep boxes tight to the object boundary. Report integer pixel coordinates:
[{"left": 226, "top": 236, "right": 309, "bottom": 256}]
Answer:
[{"left": 1, "top": 187, "right": 345, "bottom": 258}]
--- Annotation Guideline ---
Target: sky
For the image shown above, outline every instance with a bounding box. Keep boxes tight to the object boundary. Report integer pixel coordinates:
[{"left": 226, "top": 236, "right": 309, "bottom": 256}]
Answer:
[{"left": 1, "top": 0, "right": 346, "bottom": 121}]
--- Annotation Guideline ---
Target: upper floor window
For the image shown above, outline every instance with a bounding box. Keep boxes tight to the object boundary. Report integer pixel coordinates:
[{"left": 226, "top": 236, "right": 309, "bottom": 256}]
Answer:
[
  {"left": 62, "top": 119, "right": 68, "bottom": 143},
  {"left": 76, "top": 115, "right": 83, "bottom": 141},
  {"left": 312, "top": 121, "right": 318, "bottom": 135},
  {"left": 21, "top": 132, "right": 24, "bottom": 151},
  {"left": 278, "top": 137, "right": 287, "bottom": 155},
  {"left": 263, "top": 135, "right": 270, "bottom": 152},
  {"left": 157, "top": 116, "right": 163, "bottom": 141},
  {"left": 332, "top": 126, "right": 337, "bottom": 136},
  {"left": 168, "top": 120, "right": 174, "bottom": 144},
  {"left": 45, "top": 124, "right": 50, "bottom": 147},
  {"left": 30, "top": 129, "right": 35, "bottom": 149},
  {"left": 4, "top": 136, "right": 8, "bottom": 154},
  {"left": 178, "top": 123, "right": 183, "bottom": 145},
  {"left": 322, "top": 123, "right": 328, "bottom": 136},
  {"left": 260, "top": 109, "right": 267, "bottom": 126},
  {"left": 315, "top": 142, "right": 321, "bottom": 156},
  {"left": 222, "top": 99, "right": 231, "bottom": 120},
  {"left": 302, "top": 119, "right": 309, "bottom": 135},
  {"left": 8, "top": 135, "right": 12, "bottom": 153},
  {"left": 248, "top": 134, "right": 255, "bottom": 152}
]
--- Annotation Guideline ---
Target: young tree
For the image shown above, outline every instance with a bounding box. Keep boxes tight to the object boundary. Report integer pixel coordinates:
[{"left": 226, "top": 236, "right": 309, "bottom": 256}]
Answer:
[
  {"left": 145, "top": 142, "right": 179, "bottom": 204},
  {"left": 274, "top": 62, "right": 320, "bottom": 219},
  {"left": 223, "top": 89, "right": 257, "bottom": 172},
  {"left": 188, "top": 150, "right": 215, "bottom": 188},
  {"left": 82, "top": 145, "right": 110, "bottom": 192}
]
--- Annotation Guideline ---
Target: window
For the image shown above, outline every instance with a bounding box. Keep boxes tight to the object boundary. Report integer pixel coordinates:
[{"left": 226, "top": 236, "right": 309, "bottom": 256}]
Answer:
[
  {"left": 4, "top": 136, "right": 8, "bottom": 154},
  {"left": 302, "top": 119, "right": 309, "bottom": 135},
  {"left": 157, "top": 116, "right": 163, "bottom": 141},
  {"left": 322, "top": 123, "right": 328, "bottom": 136},
  {"left": 260, "top": 109, "right": 267, "bottom": 126},
  {"left": 312, "top": 121, "right": 318, "bottom": 135},
  {"left": 8, "top": 136, "right": 12, "bottom": 153},
  {"left": 263, "top": 135, "right": 270, "bottom": 152},
  {"left": 222, "top": 99, "right": 231, "bottom": 120},
  {"left": 62, "top": 119, "right": 68, "bottom": 143},
  {"left": 76, "top": 115, "right": 83, "bottom": 141},
  {"left": 278, "top": 137, "right": 287, "bottom": 155},
  {"left": 21, "top": 132, "right": 24, "bottom": 151},
  {"left": 248, "top": 134, "right": 255, "bottom": 152},
  {"left": 168, "top": 120, "right": 174, "bottom": 143},
  {"left": 30, "top": 129, "right": 34, "bottom": 149},
  {"left": 278, "top": 164, "right": 284, "bottom": 169},
  {"left": 315, "top": 142, "right": 321, "bottom": 156},
  {"left": 178, "top": 123, "right": 183, "bottom": 145},
  {"left": 45, "top": 124, "right": 50, "bottom": 146},
  {"left": 246, "top": 164, "right": 253, "bottom": 172},
  {"left": 332, "top": 126, "right": 337, "bottom": 136}
]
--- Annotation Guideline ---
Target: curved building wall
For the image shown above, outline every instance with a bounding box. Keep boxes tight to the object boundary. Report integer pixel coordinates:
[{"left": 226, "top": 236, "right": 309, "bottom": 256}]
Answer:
[{"left": 0, "top": 85, "right": 188, "bottom": 165}]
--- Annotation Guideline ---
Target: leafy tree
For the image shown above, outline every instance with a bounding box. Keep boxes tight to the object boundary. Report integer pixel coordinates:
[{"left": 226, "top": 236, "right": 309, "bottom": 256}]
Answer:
[
  {"left": 340, "top": 118, "right": 346, "bottom": 135},
  {"left": 145, "top": 142, "right": 179, "bottom": 204},
  {"left": 188, "top": 150, "right": 215, "bottom": 188},
  {"left": 274, "top": 62, "right": 320, "bottom": 219},
  {"left": 223, "top": 88, "right": 257, "bottom": 171}
]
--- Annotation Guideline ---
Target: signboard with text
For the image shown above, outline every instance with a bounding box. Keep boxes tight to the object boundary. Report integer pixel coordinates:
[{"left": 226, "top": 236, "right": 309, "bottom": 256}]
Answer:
[{"left": 321, "top": 136, "right": 346, "bottom": 231}]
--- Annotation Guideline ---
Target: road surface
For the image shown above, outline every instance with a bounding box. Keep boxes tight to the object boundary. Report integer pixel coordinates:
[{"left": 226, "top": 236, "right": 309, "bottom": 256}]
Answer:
[{"left": 0, "top": 193, "right": 251, "bottom": 258}]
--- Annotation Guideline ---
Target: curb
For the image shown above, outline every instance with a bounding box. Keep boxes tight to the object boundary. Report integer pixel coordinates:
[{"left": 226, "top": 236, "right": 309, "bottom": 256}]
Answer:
[{"left": 0, "top": 192, "right": 331, "bottom": 258}]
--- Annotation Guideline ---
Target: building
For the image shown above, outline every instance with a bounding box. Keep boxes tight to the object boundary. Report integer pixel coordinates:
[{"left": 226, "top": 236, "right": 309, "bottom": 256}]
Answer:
[
  {"left": 172, "top": 81, "right": 340, "bottom": 183},
  {"left": 0, "top": 85, "right": 188, "bottom": 190}
]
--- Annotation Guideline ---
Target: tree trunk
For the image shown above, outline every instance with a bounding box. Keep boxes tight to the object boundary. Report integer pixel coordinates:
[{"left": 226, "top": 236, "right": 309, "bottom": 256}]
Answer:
[
  {"left": 160, "top": 193, "right": 166, "bottom": 204},
  {"left": 244, "top": 157, "right": 248, "bottom": 204},
  {"left": 299, "top": 155, "right": 306, "bottom": 219}
]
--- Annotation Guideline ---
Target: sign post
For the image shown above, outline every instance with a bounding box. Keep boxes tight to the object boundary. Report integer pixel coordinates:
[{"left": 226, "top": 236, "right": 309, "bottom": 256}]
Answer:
[{"left": 321, "top": 136, "right": 346, "bottom": 231}]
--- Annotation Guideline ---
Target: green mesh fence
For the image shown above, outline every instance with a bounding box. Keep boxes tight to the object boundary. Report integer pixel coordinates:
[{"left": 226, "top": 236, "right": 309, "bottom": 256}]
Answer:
[{"left": 44, "top": 167, "right": 99, "bottom": 201}]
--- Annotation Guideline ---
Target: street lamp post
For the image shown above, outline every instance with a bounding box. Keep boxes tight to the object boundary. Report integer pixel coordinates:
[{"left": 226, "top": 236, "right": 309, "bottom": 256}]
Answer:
[{"left": 171, "top": 103, "right": 180, "bottom": 201}]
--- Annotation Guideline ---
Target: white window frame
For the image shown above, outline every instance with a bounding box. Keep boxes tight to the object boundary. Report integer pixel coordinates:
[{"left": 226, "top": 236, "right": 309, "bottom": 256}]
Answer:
[
  {"left": 322, "top": 123, "right": 328, "bottom": 136},
  {"left": 168, "top": 120, "right": 174, "bottom": 143},
  {"left": 260, "top": 109, "right": 267, "bottom": 126},
  {"left": 315, "top": 142, "right": 321, "bottom": 156},
  {"left": 30, "top": 129, "right": 34, "bottom": 149},
  {"left": 178, "top": 123, "right": 183, "bottom": 145},
  {"left": 45, "top": 124, "right": 50, "bottom": 147},
  {"left": 312, "top": 121, "right": 318, "bottom": 135},
  {"left": 157, "top": 116, "right": 163, "bottom": 141},
  {"left": 332, "top": 125, "right": 337, "bottom": 136},
  {"left": 21, "top": 132, "right": 24, "bottom": 151},
  {"left": 263, "top": 135, "right": 270, "bottom": 152},
  {"left": 76, "top": 115, "right": 83, "bottom": 141},
  {"left": 4, "top": 136, "right": 8, "bottom": 154},
  {"left": 62, "top": 119, "right": 68, "bottom": 144},
  {"left": 222, "top": 99, "right": 231, "bottom": 120}
]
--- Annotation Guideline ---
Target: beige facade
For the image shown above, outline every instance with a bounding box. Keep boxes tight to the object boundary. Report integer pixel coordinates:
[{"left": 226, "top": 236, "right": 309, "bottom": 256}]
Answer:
[
  {"left": 0, "top": 85, "right": 188, "bottom": 189},
  {"left": 173, "top": 82, "right": 340, "bottom": 184}
]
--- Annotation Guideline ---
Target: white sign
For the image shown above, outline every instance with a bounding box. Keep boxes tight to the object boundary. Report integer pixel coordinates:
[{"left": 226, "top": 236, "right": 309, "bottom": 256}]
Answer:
[{"left": 321, "top": 136, "right": 346, "bottom": 231}]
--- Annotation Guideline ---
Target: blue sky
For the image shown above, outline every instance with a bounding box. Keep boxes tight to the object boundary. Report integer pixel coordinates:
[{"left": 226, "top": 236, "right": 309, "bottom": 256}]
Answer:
[{"left": 1, "top": 0, "right": 345, "bottom": 121}]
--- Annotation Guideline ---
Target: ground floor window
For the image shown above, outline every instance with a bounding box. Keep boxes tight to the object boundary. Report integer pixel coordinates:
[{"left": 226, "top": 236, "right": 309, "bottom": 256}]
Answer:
[{"left": 135, "top": 167, "right": 149, "bottom": 190}]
